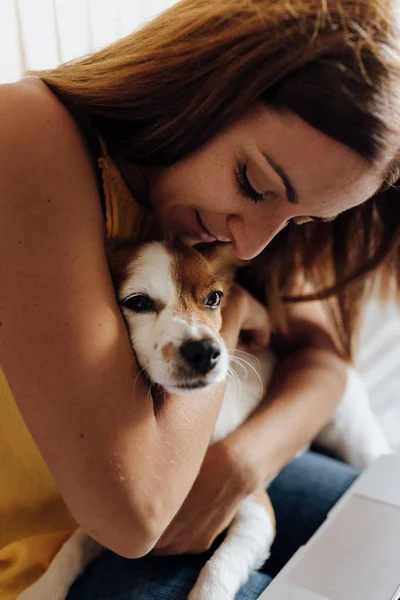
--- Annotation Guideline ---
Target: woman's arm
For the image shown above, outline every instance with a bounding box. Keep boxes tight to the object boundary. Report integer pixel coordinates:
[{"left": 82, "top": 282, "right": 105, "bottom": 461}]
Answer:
[
  {"left": 152, "top": 342, "right": 347, "bottom": 555},
  {"left": 0, "top": 82, "right": 245, "bottom": 558},
  {"left": 222, "top": 293, "right": 348, "bottom": 489},
  {"left": 223, "top": 346, "right": 347, "bottom": 489},
  {"left": 152, "top": 284, "right": 348, "bottom": 555}
]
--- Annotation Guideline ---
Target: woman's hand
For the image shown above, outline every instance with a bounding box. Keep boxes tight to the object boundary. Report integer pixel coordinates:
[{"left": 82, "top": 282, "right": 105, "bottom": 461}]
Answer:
[
  {"left": 221, "top": 284, "right": 271, "bottom": 351},
  {"left": 152, "top": 439, "right": 252, "bottom": 555}
]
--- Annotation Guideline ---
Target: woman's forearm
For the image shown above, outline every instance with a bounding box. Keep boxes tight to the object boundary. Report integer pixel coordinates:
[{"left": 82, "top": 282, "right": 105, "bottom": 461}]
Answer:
[{"left": 222, "top": 347, "right": 348, "bottom": 489}]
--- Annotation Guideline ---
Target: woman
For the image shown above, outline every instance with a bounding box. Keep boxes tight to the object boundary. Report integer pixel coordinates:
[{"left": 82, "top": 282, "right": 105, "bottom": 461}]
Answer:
[{"left": 0, "top": 0, "right": 399, "bottom": 598}]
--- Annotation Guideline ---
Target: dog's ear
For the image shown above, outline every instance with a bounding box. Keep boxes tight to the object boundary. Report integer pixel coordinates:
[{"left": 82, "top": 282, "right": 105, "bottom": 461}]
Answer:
[
  {"left": 196, "top": 242, "right": 248, "bottom": 289},
  {"left": 106, "top": 240, "right": 141, "bottom": 291}
]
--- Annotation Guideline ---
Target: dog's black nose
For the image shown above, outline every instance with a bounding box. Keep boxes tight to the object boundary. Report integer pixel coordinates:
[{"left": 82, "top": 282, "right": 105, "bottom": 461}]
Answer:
[{"left": 180, "top": 339, "right": 221, "bottom": 374}]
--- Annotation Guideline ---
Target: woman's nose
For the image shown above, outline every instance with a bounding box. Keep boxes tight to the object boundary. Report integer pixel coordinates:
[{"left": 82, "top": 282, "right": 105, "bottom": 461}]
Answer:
[{"left": 227, "top": 214, "right": 286, "bottom": 260}]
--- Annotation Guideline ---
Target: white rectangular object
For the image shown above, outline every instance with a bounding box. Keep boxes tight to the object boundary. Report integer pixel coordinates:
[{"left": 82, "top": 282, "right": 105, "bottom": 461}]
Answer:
[{"left": 259, "top": 454, "right": 400, "bottom": 600}]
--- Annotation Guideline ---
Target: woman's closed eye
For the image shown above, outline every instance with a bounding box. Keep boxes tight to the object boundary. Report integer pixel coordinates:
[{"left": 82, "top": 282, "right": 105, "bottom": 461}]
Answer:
[
  {"left": 235, "top": 162, "right": 271, "bottom": 203},
  {"left": 288, "top": 215, "right": 338, "bottom": 226},
  {"left": 234, "top": 162, "right": 341, "bottom": 224}
]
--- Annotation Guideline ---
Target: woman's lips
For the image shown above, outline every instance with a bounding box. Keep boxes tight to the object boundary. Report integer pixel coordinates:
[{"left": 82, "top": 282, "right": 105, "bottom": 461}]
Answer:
[{"left": 193, "top": 210, "right": 216, "bottom": 242}]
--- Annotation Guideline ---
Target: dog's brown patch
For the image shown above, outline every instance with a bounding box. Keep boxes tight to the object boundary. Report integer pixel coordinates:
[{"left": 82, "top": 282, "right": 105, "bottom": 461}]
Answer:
[
  {"left": 162, "top": 341, "right": 176, "bottom": 361},
  {"left": 197, "top": 242, "right": 246, "bottom": 293},
  {"left": 168, "top": 242, "right": 225, "bottom": 332},
  {"left": 106, "top": 241, "right": 144, "bottom": 290}
]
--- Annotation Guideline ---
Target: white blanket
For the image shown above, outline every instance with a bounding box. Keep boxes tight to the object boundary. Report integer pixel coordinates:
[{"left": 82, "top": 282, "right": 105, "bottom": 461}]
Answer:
[{"left": 357, "top": 298, "right": 400, "bottom": 451}]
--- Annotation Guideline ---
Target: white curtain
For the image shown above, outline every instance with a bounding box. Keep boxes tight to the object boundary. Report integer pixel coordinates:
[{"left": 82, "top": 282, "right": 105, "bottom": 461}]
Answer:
[{"left": 0, "top": 0, "right": 177, "bottom": 83}]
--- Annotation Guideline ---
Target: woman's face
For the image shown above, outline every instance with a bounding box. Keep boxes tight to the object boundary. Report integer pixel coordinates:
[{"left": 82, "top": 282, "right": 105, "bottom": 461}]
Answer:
[{"left": 148, "top": 104, "right": 384, "bottom": 260}]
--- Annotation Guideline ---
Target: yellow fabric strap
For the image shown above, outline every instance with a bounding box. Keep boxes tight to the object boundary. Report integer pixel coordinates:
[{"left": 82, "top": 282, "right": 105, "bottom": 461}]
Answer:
[
  {"left": 96, "top": 133, "right": 154, "bottom": 243},
  {"left": 0, "top": 530, "right": 73, "bottom": 600}
]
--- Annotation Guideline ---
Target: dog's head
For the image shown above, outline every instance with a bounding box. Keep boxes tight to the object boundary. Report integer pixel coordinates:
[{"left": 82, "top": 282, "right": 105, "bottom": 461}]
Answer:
[{"left": 108, "top": 241, "right": 242, "bottom": 394}]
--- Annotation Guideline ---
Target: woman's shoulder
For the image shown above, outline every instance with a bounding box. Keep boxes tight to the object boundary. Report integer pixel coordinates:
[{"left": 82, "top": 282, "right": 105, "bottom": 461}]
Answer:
[
  {"left": 0, "top": 77, "right": 83, "bottom": 143},
  {"left": 0, "top": 78, "right": 99, "bottom": 207},
  {"left": 0, "top": 77, "right": 105, "bottom": 242}
]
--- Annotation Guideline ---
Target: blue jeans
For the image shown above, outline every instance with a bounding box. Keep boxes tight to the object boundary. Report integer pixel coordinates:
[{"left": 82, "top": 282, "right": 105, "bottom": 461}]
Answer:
[{"left": 67, "top": 451, "right": 358, "bottom": 599}]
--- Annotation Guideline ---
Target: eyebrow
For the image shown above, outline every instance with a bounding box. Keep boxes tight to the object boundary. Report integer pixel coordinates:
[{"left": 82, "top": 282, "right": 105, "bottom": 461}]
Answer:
[{"left": 262, "top": 153, "right": 299, "bottom": 205}]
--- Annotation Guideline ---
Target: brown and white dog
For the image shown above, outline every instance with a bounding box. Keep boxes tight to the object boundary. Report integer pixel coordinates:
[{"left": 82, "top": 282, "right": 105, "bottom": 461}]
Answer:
[{"left": 18, "top": 240, "right": 391, "bottom": 600}]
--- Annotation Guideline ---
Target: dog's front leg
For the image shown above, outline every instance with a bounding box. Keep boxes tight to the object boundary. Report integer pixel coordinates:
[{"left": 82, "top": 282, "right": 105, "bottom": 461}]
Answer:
[
  {"left": 188, "top": 489, "right": 275, "bottom": 600},
  {"left": 315, "top": 366, "right": 392, "bottom": 470},
  {"left": 17, "top": 529, "right": 104, "bottom": 600}
]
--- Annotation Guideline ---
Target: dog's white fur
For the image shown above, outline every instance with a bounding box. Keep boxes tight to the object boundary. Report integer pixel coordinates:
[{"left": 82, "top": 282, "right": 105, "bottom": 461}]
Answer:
[{"left": 18, "top": 241, "right": 392, "bottom": 600}]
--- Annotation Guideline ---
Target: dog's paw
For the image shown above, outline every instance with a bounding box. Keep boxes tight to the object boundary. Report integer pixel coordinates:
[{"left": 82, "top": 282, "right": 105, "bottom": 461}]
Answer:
[
  {"left": 188, "top": 586, "right": 231, "bottom": 600},
  {"left": 350, "top": 435, "right": 393, "bottom": 470},
  {"left": 188, "top": 571, "right": 237, "bottom": 600}
]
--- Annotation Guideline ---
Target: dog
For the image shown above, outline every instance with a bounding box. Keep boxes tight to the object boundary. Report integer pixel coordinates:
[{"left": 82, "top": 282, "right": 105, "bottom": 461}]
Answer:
[{"left": 18, "top": 240, "right": 392, "bottom": 600}]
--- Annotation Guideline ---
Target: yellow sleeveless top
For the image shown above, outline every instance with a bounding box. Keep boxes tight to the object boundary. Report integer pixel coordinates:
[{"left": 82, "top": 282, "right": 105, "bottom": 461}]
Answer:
[{"left": 0, "top": 135, "right": 154, "bottom": 599}]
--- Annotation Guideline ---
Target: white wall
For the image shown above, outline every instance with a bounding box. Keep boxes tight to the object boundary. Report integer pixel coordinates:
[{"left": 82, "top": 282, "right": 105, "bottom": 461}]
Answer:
[{"left": 0, "top": 0, "right": 177, "bottom": 83}]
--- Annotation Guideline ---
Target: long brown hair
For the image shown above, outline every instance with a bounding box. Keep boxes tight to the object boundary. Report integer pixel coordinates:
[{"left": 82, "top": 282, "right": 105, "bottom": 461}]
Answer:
[{"left": 34, "top": 0, "right": 400, "bottom": 357}]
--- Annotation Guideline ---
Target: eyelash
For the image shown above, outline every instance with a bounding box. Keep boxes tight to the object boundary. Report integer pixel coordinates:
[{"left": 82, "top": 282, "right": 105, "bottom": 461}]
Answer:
[
  {"left": 235, "top": 163, "right": 339, "bottom": 225},
  {"left": 288, "top": 216, "right": 337, "bottom": 227},
  {"left": 235, "top": 163, "right": 265, "bottom": 204}
]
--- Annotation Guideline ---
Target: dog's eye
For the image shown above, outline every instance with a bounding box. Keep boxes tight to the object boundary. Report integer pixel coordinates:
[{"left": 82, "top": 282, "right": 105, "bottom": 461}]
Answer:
[
  {"left": 122, "top": 294, "right": 155, "bottom": 313},
  {"left": 205, "top": 291, "right": 223, "bottom": 309}
]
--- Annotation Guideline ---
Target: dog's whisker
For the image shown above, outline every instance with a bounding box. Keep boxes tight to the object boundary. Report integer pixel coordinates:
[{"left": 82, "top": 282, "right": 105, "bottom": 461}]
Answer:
[
  {"left": 229, "top": 354, "right": 254, "bottom": 370},
  {"left": 228, "top": 363, "right": 242, "bottom": 389},
  {"left": 147, "top": 383, "right": 154, "bottom": 404},
  {"left": 227, "top": 367, "right": 240, "bottom": 399},
  {"left": 227, "top": 348, "right": 262, "bottom": 368},
  {"left": 227, "top": 365, "right": 240, "bottom": 386},
  {"left": 227, "top": 363, "right": 239, "bottom": 382},
  {"left": 131, "top": 366, "right": 148, "bottom": 396},
  {"left": 229, "top": 355, "right": 264, "bottom": 396},
  {"left": 229, "top": 355, "right": 250, "bottom": 378}
]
